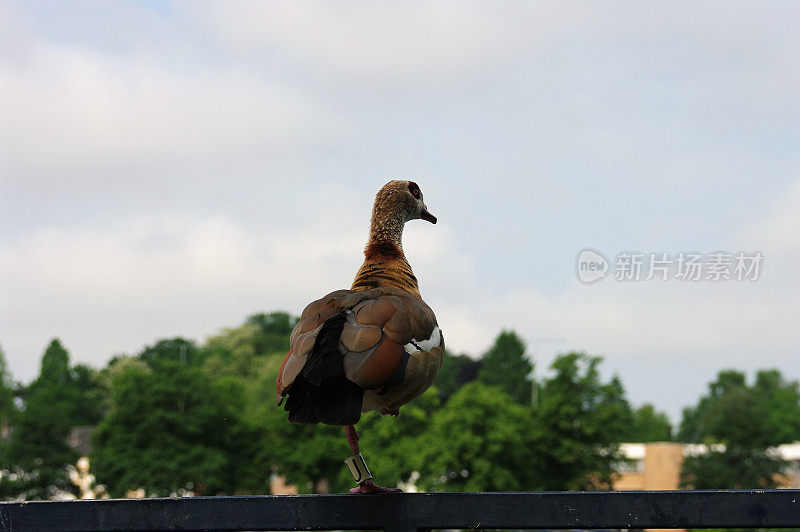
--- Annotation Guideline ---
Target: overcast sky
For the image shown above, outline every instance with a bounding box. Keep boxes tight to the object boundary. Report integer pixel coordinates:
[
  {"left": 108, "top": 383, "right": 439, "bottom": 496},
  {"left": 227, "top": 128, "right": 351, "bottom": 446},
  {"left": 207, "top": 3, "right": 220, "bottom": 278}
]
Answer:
[{"left": 1, "top": 1, "right": 798, "bottom": 422}]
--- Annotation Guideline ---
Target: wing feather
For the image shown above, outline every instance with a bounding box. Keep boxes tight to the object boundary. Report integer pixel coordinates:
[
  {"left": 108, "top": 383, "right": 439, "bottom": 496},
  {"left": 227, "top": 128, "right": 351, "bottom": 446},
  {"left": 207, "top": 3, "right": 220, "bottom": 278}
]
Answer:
[{"left": 276, "top": 287, "right": 440, "bottom": 421}]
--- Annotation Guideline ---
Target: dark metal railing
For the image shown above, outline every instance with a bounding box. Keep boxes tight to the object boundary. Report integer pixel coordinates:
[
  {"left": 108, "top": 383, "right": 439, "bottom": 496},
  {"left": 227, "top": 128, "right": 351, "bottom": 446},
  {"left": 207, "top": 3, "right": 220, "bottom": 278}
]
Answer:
[{"left": 2, "top": 490, "right": 800, "bottom": 532}]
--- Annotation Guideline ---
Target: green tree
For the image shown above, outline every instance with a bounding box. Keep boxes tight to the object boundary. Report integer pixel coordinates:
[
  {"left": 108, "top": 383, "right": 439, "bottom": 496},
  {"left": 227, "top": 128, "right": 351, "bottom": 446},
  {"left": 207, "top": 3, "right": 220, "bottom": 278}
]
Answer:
[
  {"left": 0, "top": 345, "right": 18, "bottom": 461},
  {"left": 435, "top": 351, "right": 481, "bottom": 402},
  {"left": 679, "top": 370, "right": 745, "bottom": 443},
  {"left": 245, "top": 312, "right": 298, "bottom": 354},
  {"left": 1, "top": 340, "right": 82, "bottom": 499},
  {"left": 92, "top": 355, "right": 148, "bottom": 414},
  {"left": 197, "top": 321, "right": 351, "bottom": 495},
  {"left": 237, "top": 349, "right": 347, "bottom": 494},
  {"left": 753, "top": 369, "right": 800, "bottom": 443},
  {"left": 681, "top": 446, "right": 785, "bottom": 490},
  {"left": 477, "top": 330, "right": 532, "bottom": 405},
  {"left": 346, "top": 388, "right": 442, "bottom": 491},
  {"left": 679, "top": 369, "right": 800, "bottom": 446},
  {"left": 678, "top": 369, "right": 797, "bottom": 489},
  {"left": 630, "top": 403, "right": 672, "bottom": 442},
  {"left": 415, "top": 382, "right": 538, "bottom": 491},
  {"left": 139, "top": 338, "right": 200, "bottom": 367},
  {"left": 532, "top": 353, "right": 634, "bottom": 490},
  {"left": 70, "top": 364, "right": 104, "bottom": 426},
  {"left": 0, "top": 345, "right": 16, "bottom": 422},
  {"left": 202, "top": 324, "right": 270, "bottom": 380},
  {"left": 91, "top": 357, "right": 259, "bottom": 497}
]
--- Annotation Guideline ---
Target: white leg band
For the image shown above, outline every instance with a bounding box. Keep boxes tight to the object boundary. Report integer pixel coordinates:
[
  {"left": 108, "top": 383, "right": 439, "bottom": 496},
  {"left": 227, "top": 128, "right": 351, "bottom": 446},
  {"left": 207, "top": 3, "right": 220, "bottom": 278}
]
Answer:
[{"left": 344, "top": 452, "right": 374, "bottom": 485}]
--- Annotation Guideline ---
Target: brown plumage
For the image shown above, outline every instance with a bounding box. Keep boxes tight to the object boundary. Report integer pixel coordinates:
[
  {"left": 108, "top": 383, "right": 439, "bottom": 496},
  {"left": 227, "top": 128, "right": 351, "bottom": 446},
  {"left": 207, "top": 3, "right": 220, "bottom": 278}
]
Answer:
[
  {"left": 275, "top": 180, "right": 443, "bottom": 493},
  {"left": 349, "top": 180, "right": 433, "bottom": 296}
]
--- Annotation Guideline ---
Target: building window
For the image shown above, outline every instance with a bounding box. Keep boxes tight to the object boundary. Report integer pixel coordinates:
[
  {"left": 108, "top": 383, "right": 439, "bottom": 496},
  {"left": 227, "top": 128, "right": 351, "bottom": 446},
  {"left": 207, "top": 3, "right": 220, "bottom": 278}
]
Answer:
[{"left": 615, "top": 459, "right": 644, "bottom": 473}]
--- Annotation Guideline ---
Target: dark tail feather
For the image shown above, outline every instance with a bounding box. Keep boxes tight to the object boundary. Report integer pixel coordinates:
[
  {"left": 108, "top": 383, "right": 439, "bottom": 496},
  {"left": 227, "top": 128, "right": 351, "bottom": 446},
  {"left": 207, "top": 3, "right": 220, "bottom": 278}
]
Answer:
[
  {"left": 301, "top": 310, "right": 348, "bottom": 386},
  {"left": 284, "top": 310, "right": 363, "bottom": 425},
  {"left": 285, "top": 376, "right": 363, "bottom": 425}
]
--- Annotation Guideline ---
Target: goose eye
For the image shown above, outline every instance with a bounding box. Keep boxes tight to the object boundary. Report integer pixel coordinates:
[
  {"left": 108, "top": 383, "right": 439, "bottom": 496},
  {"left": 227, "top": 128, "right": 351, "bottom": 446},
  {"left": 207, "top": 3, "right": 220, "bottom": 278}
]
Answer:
[{"left": 408, "top": 182, "right": 421, "bottom": 199}]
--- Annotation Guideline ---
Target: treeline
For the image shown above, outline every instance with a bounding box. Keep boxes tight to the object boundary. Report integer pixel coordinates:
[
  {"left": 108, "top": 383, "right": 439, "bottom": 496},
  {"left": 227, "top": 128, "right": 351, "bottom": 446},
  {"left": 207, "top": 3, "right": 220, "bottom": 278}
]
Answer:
[{"left": 1, "top": 312, "right": 799, "bottom": 499}]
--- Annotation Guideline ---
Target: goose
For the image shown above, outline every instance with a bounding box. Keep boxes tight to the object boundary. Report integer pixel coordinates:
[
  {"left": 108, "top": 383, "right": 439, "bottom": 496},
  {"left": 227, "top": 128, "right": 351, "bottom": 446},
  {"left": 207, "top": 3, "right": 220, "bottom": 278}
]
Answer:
[{"left": 276, "top": 180, "right": 444, "bottom": 494}]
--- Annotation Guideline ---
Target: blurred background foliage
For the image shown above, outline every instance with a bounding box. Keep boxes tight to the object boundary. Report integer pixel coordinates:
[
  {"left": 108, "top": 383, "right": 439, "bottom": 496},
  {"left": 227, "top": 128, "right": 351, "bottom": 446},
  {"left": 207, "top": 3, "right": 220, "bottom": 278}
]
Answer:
[{"left": 1, "top": 312, "right": 799, "bottom": 499}]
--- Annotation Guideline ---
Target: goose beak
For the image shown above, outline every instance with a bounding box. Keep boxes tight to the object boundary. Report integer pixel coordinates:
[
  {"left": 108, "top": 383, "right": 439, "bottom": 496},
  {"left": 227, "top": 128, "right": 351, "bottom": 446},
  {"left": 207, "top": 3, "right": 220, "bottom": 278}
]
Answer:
[{"left": 420, "top": 206, "right": 437, "bottom": 224}]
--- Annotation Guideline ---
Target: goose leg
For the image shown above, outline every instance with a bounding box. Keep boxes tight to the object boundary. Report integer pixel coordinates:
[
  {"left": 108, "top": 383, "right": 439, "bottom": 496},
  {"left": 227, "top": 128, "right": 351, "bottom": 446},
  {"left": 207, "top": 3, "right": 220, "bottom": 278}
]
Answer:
[
  {"left": 345, "top": 425, "right": 360, "bottom": 454},
  {"left": 344, "top": 425, "right": 402, "bottom": 494}
]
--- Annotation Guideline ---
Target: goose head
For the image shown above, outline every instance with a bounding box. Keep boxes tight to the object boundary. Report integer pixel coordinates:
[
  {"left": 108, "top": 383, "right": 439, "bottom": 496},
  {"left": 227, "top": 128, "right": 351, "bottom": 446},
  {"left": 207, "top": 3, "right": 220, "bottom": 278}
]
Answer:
[{"left": 372, "top": 180, "right": 437, "bottom": 227}]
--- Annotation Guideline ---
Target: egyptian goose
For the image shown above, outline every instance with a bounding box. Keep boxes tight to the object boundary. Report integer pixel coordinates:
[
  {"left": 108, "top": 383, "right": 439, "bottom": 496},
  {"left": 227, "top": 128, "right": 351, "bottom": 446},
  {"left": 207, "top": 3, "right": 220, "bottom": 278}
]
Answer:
[{"left": 276, "top": 180, "right": 444, "bottom": 494}]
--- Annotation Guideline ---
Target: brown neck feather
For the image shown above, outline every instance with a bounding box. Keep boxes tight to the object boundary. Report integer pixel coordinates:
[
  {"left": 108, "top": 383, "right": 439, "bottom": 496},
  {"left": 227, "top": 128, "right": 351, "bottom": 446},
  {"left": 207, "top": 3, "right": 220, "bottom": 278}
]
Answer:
[
  {"left": 351, "top": 207, "right": 420, "bottom": 296},
  {"left": 364, "top": 241, "right": 403, "bottom": 261}
]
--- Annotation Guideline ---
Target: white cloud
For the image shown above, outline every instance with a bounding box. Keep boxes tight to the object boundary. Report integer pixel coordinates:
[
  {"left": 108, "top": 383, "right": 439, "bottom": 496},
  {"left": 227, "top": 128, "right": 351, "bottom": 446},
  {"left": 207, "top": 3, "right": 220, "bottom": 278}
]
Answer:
[
  {"left": 0, "top": 215, "right": 361, "bottom": 379},
  {"left": 183, "top": 1, "right": 557, "bottom": 86},
  {"left": 0, "top": 40, "right": 342, "bottom": 181},
  {"left": 740, "top": 178, "right": 800, "bottom": 255},
  {"left": 1, "top": 177, "right": 798, "bottom": 423},
  {"left": 1, "top": 0, "right": 798, "bottom": 423},
  {"left": 428, "top": 177, "right": 800, "bottom": 420},
  {"left": 0, "top": 213, "right": 465, "bottom": 382}
]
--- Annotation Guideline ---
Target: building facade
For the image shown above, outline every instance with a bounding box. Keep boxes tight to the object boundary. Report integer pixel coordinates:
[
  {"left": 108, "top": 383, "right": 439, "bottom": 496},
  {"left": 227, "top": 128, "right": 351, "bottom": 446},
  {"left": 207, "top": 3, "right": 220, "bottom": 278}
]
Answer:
[{"left": 615, "top": 441, "right": 800, "bottom": 490}]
